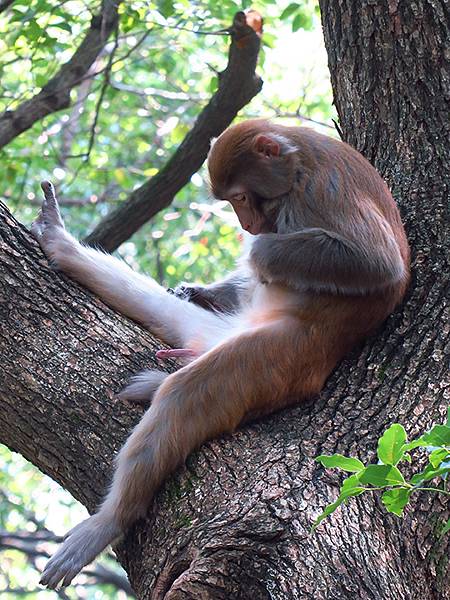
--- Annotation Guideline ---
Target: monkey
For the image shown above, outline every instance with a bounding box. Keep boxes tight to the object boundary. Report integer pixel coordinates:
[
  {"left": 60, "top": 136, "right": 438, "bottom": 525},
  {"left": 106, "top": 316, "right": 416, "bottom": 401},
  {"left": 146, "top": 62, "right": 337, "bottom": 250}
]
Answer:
[{"left": 32, "top": 119, "right": 410, "bottom": 589}]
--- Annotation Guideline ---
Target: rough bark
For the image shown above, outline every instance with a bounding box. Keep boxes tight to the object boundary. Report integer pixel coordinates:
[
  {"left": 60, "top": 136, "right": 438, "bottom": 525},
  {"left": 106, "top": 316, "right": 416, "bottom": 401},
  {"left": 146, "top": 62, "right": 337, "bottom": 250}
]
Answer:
[
  {"left": 0, "top": 1, "right": 449, "bottom": 599},
  {"left": 84, "top": 12, "right": 263, "bottom": 252},
  {"left": 0, "top": 0, "right": 121, "bottom": 148}
]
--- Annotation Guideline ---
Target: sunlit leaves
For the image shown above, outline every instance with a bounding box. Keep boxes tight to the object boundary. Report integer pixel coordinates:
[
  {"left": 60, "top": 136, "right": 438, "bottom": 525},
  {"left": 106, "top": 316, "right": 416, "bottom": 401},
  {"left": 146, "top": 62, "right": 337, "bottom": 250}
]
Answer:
[
  {"left": 359, "top": 465, "right": 405, "bottom": 486},
  {"left": 313, "top": 409, "right": 450, "bottom": 531},
  {"left": 315, "top": 454, "right": 364, "bottom": 473},
  {"left": 381, "top": 488, "right": 411, "bottom": 516},
  {"left": 279, "top": 0, "right": 315, "bottom": 32},
  {"left": 377, "top": 423, "right": 407, "bottom": 466}
]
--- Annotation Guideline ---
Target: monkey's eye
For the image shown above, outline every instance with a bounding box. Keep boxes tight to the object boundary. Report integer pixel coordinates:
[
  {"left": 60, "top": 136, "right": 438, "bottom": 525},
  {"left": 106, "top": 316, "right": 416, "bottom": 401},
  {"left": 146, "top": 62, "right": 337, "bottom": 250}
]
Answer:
[{"left": 232, "top": 193, "right": 247, "bottom": 205}]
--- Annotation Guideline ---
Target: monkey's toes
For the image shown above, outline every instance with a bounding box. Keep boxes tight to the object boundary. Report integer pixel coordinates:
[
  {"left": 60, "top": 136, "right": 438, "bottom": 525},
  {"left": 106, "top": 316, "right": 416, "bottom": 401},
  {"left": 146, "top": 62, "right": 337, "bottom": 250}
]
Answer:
[
  {"left": 32, "top": 181, "right": 65, "bottom": 233},
  {"left": 41, "top": 180, "right": 54, "bottom": 195}
]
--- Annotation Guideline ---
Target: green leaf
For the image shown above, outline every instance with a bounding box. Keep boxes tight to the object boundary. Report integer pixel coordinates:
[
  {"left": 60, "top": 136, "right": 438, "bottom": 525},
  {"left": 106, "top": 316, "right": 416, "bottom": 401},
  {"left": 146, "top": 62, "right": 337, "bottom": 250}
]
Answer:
[
  {"left": 411, "top": 463, "right": 450, "bottom": 485},
  {"left": 315, "top": 454, "right": 365, "bottom": 473},
  {"left": 341, "top": 474, "right": 363, "bottom": 491},
  {"left": 377, "top": 423, "right": 407, "bottom": 465},
  {"left": 429, "top": 448, "right": 450, "bottom": 468},
  {"left": 157, "top": 0, "right": 175, "bottom": 18},
  {"left": 359, "top": 465, "right": 405, "bottom": 487},
  {"left": 447, "top": 406, "right": 450, "bottom": 428},
  {"left": 404, "top": 424, "right": 450, "bottom": 451},
  {"left": 401, "top": 436, "right": 427, "bottom": 451},
  {"left": 381, "top": 488, "right": 411, "bottom": 516},
  {"left": 422, "top": 425, "right": 450, "bottom": 447},
  {"left": 312, "top": 483, "right": 365, "bottom": 529},
  {"left": 26, "top": 21, "right": 43, "bottom": 41},
  {"left": 292, "top": 12, "right": 313, "bottom": 32},
  {"left": 49, "top": 21, "right": 73, "bottom": 34},
  {"left": 441, "top": 518, "right": 450, "bottom": 536},
  {"left": 280, "top": 3, "right": 300, "bottom": 20},
  {"left": 402, "top": 425, "right": 450, "bottom": 453}
]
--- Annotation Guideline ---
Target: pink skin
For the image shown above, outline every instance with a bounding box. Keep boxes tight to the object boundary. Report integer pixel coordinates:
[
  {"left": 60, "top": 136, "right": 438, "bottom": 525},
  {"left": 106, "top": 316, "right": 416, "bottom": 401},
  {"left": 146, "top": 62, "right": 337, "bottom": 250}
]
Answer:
[{"left": 156, "top": 348, "right": 198, "bottom": 360}]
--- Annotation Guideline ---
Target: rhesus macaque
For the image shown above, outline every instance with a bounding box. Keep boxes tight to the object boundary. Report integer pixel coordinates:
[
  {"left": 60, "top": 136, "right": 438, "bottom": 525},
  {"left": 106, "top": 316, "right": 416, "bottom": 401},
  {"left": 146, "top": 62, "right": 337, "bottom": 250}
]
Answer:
[{"left": 33, "top": 120, "right": 410, "bottom": 588}]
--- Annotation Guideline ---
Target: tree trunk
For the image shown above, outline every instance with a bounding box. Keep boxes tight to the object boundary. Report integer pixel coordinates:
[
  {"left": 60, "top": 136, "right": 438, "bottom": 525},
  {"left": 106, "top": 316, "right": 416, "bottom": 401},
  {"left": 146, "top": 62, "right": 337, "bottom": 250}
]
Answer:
[{"left": 0, "top": 1, "right": 449, "bottom": 598}]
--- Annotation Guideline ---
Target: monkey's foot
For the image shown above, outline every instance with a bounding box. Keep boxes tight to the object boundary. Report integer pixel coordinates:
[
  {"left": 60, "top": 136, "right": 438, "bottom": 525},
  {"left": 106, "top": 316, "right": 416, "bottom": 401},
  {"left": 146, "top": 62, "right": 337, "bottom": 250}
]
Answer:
[
  {"left": 31, "top": 181, "right": 65, "bottom": 236},
  {"left": 117, "top": 368, "right": 168, "bottom": 403},
  {"left": 31, "top": 181, "right": 67, "bottom": 260},
  {"left": 40, "top": 514, "right": 120, "bottom": 589}
]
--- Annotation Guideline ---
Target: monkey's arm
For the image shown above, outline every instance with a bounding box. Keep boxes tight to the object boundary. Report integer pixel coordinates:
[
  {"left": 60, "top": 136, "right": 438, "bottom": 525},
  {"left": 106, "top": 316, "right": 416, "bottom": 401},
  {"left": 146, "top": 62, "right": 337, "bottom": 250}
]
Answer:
[{"left": 250, "top": 215, "right": 406, "bottom": 294}]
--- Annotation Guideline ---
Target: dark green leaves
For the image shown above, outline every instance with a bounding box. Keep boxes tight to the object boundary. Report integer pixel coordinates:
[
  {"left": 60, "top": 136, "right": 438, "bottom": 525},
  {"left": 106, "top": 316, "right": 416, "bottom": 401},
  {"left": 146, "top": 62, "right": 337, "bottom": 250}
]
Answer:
[
  {"left": 157, "top": 0, "right": 175, "bottom": 19},
  {"left": 315, "top": 454, "right": 364, "bottom": 472},
  {"left": 359, "top": 465, "right": 405, "bottom": 486},
  {"left": 313, "top": 408, "right": 450, "bottom": 531}
]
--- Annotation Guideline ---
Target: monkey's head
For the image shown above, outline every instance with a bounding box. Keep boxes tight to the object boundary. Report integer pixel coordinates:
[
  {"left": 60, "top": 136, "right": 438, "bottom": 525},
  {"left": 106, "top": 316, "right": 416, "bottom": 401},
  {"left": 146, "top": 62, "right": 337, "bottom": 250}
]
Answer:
[{"left": 208, "top": 120, "right": 297, "bottom": 235}]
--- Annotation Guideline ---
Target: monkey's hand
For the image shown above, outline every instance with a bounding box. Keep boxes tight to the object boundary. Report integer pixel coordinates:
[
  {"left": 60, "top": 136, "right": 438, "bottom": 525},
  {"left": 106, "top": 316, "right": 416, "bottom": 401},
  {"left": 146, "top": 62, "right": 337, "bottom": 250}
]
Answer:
[
  {"left": 169, "top": 284, "right": 224, "bottom": 312},
  {"left": 31, "top": 181, "right": 67, "bottom": 259}
]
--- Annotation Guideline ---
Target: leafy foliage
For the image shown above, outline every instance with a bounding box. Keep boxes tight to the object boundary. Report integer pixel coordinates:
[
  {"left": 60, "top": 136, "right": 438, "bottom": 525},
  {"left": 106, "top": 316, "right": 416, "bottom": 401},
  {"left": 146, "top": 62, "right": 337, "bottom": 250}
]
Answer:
[
  {"left": 1, "top": 0, "right": 334, "bottom": 289},
  {"left": 314, "top": 408, "right": 450, "bottom": 533}
]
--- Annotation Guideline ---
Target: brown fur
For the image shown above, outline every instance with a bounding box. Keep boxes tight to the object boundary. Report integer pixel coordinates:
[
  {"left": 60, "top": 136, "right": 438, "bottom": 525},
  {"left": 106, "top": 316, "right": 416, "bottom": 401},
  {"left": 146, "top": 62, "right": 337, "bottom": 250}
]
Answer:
[{"left": 36, "top": 121, "right": 410, "bottom": 589}]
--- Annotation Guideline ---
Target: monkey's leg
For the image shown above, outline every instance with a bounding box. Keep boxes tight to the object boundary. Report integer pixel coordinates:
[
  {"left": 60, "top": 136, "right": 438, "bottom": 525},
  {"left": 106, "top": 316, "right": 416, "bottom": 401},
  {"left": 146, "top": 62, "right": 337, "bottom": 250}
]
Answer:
[
  {"left": 40, "top": 321, "right": 330, "bottom": 589},
  {"left": 31, "top": 182, "right": 243, "bottom": 349}
]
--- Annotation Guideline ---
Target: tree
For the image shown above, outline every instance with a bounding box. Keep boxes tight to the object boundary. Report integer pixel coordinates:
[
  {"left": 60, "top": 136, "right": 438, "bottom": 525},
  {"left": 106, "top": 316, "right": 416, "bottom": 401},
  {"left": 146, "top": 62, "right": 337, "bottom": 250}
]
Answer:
[{"left": 1, "top": 2, "right": 449, "bottom": 599}]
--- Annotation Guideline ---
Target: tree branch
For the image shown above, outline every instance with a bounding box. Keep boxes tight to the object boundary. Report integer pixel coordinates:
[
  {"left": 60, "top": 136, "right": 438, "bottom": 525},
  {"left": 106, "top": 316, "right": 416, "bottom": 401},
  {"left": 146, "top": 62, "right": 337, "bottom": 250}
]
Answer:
[
  {"left": 0, "top": 530, "right": 135, "bottom": 596},
  {"left": 0, "top": 0, "right": 14, "bottom": 15},
  {"left": 0, "top": 0, "right": 121, "bottom": 149},
  {"left": 84, "top": 10, "right": 263, "bottom": 252}
]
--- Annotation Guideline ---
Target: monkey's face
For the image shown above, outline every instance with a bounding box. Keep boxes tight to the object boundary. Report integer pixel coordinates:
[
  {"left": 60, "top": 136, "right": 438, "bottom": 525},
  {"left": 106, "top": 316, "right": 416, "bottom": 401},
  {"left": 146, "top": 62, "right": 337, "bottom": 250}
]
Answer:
[
  {"left": 227, "top": 190, "right": 274, "bottom": 235},
  {"left": 207, "top": 120, "right": 298, "bottom": 234}
]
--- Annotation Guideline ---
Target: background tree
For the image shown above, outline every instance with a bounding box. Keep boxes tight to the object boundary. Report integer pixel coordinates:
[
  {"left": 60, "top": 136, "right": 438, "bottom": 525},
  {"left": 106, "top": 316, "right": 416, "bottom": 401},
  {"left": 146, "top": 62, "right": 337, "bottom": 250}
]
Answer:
[{"left": 1, "top": 1, "right": 448, "bottom": 599}]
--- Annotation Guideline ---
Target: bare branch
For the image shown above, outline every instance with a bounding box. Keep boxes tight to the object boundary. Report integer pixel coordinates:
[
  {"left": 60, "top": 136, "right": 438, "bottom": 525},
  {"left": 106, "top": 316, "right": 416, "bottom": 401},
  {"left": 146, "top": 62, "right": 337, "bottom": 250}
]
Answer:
[
  {"left": 0, "top": 0, "right": 121, "bottom": 149},
  {"left": 84, "top": 10, "right": 263, "bottom": 251},
  {"left": 59, "top": 63, "right": 99, "bottom": 165},
  {"left": 0, "top": 0, "right": 14, "bottom": 14},
  {"left": 85, "top": 23, "right": 120, "bottom": 159},
  {"left": 0, "top": 529, "right": 135, "bottom": 596}
]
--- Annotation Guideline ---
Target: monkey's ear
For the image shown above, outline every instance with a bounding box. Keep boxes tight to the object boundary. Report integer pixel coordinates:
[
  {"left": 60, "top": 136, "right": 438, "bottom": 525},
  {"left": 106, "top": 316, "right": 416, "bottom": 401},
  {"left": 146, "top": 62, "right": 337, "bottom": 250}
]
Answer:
[{"left": 253, "top": 134, "right": 281, "bottom": 157}]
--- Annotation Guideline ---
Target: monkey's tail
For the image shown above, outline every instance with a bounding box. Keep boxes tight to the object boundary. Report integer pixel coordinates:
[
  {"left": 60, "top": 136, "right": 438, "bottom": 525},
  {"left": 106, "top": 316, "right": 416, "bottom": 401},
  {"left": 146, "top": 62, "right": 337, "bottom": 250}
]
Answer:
[{"left": 40, "top": 512, "right": 121, "bottom": 589}]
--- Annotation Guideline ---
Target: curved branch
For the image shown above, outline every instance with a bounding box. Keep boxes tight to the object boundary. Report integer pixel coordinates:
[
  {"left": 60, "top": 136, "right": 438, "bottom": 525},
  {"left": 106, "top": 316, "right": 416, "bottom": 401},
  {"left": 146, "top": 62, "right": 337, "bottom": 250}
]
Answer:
[
  {"left": 0, "top": 0, "right": 121, "bottom": 149},
  {"left": 0, "top": 0, "right": 14, "bottom": 15},
  {"left": 84, "top": 11, "right": 263, "bottom": 252},
  {"left": 0, "top": 531, "right": 135, "bottom": 596}
]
